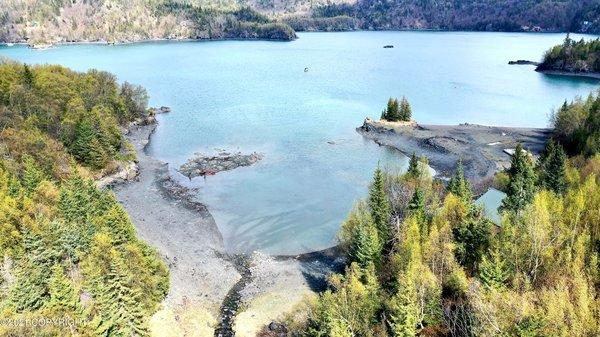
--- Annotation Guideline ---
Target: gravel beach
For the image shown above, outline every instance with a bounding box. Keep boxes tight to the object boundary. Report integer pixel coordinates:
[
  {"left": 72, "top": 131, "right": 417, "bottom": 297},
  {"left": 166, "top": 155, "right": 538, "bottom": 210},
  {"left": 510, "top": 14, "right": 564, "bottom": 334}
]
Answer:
[
  {"left": 358, "top": 118, "right": 551, "bottom": 192},
  {"left": 111, "top": 121, "right": 343, "bottom": 336}
]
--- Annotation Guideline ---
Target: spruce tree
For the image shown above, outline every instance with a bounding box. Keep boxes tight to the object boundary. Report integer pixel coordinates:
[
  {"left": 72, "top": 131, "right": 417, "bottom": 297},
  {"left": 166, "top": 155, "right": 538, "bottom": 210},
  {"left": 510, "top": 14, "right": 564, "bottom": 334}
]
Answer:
[
  {"left": 46, "top": 264, "right": 80, "bottom": 312},
  {"left": 22, "top": 64, "right": 35, "bottom": 88},
  {"left": 538, "top": 140, "right": 567, "bottom": 194},
  {"left": 408, "top": 188, "right": 425, "bottom": 214},
  {"left": 369, "top": 167, "right": 390, "bottom": 245},
  {"left": 478, "top": 249, "right": 510, "bottom": 290},
  {"left": 71, "top": 121, "right": 96, "bottom": 165},
  {"left": 383, "top": 98, "right": 401, "bottom": 121},
  {"left": 388, "top": 279, "right": 417, "bottom": 337},
  {"left": 407, "top": 153, "right": 420, "bottom": 178},
  {"left": 500, "top": 144, "right": 537, "bottom": 213},
  {"left": 399, "top": 97, "right": 412, "bottom": 122},
  {"left": 447, "top": 160, "right": 472, "bottom": 202},
  {"left": 350, "top": 220, "right": 381, "bottom": 267},
  {"left": 88, "top": 137, "right": 108, "bottom": 170},
  {"left": 94, "top": 257, "right": 149, "bottom": 336},
  {"left": 22, "top": 155, "right": 45, "bottom": 193}
]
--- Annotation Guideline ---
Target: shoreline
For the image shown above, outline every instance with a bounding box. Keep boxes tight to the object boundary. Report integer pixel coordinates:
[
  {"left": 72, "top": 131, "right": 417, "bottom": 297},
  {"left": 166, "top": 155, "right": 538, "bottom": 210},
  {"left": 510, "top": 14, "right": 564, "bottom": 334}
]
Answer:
[
  {"left": 535, "top": 69, "right": 600, "bottom": 80},
  {"left": 358, "top": 119, "right": 551, "bottom": 193},
  {"left": 3, "top": 29, "right": 594, "bottom": 50},
  {"left": 112, "top": 116, "right": 343, "bottom": 336},
  {"left": 1, "top": 36, "right": 296, "bottom": 50}
]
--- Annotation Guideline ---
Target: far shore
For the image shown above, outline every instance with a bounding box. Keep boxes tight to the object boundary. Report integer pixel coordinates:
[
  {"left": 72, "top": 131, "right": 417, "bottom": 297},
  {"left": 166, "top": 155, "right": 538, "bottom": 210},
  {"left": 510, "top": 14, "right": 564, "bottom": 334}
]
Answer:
[
  {"left": 2, "top": 28, "right": 591, "bottom": 50},
  {"left": 1, "top": 36, "right": 296, "bottom": 50}
]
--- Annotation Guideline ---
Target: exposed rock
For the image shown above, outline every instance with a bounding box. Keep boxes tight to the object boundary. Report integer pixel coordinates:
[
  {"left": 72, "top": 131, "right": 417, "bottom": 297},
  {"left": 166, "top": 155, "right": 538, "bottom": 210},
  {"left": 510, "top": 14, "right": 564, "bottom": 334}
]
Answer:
[
  {"left": 268, "top": 321, "right": 288, "bottom": 333},
  {"left": 179, "top": 151, "right": 263, "bottom": 178},
  {"left": 96, "top": 161, "right": 139, "bottom": 189},
  {"left": 508, "top": 59, "right": 539, "bottom": 65}
]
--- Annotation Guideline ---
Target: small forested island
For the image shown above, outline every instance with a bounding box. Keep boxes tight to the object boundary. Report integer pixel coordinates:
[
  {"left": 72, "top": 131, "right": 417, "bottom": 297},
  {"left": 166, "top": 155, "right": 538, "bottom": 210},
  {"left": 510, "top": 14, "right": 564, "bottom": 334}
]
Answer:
[
  {"left": 536, "top": 35, "right": 600, "bottom": 77},
  {"left": 0, "top": 60, "right": 169, "bottom": 335}
]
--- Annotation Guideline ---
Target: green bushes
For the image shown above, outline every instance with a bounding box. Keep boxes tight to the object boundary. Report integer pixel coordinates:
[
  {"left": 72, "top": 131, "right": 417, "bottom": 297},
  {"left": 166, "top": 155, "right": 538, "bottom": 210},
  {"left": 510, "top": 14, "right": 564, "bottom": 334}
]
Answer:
[{"left": 295, "top": 133, "right": 600, "bottom": 336}]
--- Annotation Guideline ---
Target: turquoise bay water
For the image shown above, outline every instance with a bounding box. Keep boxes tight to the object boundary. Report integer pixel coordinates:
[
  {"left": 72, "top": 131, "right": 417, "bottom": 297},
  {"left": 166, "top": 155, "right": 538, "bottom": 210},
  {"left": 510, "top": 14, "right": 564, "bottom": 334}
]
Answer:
[{"left": 2, "top": 32, "right": 598, "bottom": 254}]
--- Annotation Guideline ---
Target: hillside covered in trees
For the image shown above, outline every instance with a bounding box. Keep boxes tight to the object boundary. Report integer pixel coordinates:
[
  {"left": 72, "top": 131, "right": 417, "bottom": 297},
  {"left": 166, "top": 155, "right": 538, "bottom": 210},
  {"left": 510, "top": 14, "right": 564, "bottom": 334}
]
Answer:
[
  {"left": 537, "top": 35, "right": 600, "bottom": 75},
  {"left": 1, "top": 0, "right": 599, "bottom": 45},
  {"left": 286, "top": 0, "right": 600, "bottom": 33},
  {"left": 278, "top": 96, "right": 600, "bottom": 336},
  {"left": 0, "top": 60, "right": 169, "bottom": 335},
  {"left": 0, "top": 0, "right": 296, "bottom": 45}
]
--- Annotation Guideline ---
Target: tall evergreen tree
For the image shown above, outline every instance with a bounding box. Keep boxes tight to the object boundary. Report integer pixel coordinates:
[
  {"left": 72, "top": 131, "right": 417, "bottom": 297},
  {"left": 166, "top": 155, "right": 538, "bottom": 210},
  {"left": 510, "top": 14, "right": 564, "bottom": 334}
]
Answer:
[
  {"left": 70, "top": 121, "right": 96, "bottom": 165},
  {"left": 46, "top": 264, "right": 80, "bottom": 312},
  {"left": 22, "top": 155, "right": 45, "bottom": 193},
  {"left": 407, "top": 153, "right": 420, "bottom": 178},
  {"left": 94, "top": 256, "right": 149, "bottom": 337},
  {"left": 350, "top": 220, "right": 382, "bottom": 267},
  {"left": 500, "top": 144, "right": 537, "bottom": 213},
  {"left": 369, "top": 167, "right": 390, "bottom": 245},
  {"left": 478, "top": 249, "right": 510, "bottom": 290},
  {"left": 382, "top": 98, "right": 401, "bottom": 121},
  {"left": 447, "top": 160, "right": 472, "bottom": 202},
  {"left": 399, "top": 97, "right": 412, "bottom": 122},
  {"left": 407, "top": 188, "right": 425, "bottom": 214},
  {"left": 452, "top": 208, "right": 491, "bottom": 272},
  {"left": 22, "top": 64, "right": 35, "bottom": 89},
  {"left": 538, "top": 140, "right": 567, "bottom": 194}
]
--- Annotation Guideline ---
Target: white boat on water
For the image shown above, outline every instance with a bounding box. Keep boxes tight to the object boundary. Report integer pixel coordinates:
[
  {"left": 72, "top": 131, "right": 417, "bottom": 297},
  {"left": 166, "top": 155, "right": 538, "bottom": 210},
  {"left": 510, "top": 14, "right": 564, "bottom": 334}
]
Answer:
[{"left": 5, "top": 43, "right": 14, "bottom": 46}]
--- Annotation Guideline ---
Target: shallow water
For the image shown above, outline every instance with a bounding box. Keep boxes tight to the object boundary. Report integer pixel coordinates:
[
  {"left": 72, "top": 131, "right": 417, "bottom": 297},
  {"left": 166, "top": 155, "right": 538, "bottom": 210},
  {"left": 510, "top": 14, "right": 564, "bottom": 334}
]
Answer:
[{"left": 2, "top": 31, "right": 598, "bottom": 254}]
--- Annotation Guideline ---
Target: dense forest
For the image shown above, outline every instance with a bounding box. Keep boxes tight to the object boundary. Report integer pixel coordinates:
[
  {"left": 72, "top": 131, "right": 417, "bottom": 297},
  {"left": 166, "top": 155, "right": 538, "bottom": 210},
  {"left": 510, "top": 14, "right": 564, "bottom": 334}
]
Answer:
[
  {"left": 537, "top": 35, "right": 600, "bottom": 75},
  {"left": 286, "top": 0, "right": 600, "bottom": 33},
  {"left": 0, "top": 60, "right": 169, "bottom": 335},
  {"left": 1, "top": 0, "right": 598, "bottom": 45},
  {"left": 277, "top": 93, "right": 600, "bottom": 336},
  {"left": 0, "top": 0, "right": 296, "bottom": 45}
]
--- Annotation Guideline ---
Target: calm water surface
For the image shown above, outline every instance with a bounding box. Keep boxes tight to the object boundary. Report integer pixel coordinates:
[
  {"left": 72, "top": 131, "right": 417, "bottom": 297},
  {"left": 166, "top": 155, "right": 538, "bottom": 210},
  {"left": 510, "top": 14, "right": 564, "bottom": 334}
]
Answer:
[{"left": 2, "top": 31, "right": 598, "bottom": 254}]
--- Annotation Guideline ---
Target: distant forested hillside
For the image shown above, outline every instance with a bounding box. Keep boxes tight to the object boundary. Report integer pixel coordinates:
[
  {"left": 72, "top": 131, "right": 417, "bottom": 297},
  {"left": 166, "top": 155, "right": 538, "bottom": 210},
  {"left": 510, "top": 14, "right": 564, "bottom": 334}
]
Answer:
[
  {"left": 0, "top": 0, "right": 296, "bottom": 45},
  {"left": 0, "top": 0, "right": 598, "bottom": 45},
  {"left": 286, "top": 0, "right": 600, "bottom": 33}
]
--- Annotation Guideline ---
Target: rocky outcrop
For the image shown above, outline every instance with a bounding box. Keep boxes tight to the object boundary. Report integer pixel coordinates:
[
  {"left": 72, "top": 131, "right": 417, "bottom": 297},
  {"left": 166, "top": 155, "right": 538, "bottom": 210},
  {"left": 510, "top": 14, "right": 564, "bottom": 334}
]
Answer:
[
  {"left": 508, "top": 60, "right": 539, "bottom": 65},
  {"left": 96, "top": 161, "right": 139, "bottom": 189},
  {"left": 179, "top": 151, "right": 264, "bottom": 178}
]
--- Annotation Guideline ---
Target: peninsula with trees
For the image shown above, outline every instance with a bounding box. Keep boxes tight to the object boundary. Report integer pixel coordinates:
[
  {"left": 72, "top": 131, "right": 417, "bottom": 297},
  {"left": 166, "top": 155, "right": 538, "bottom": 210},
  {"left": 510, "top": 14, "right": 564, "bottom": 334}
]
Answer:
[{"left": 536, "top": 35, "right": 600, "bottom": 78}]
